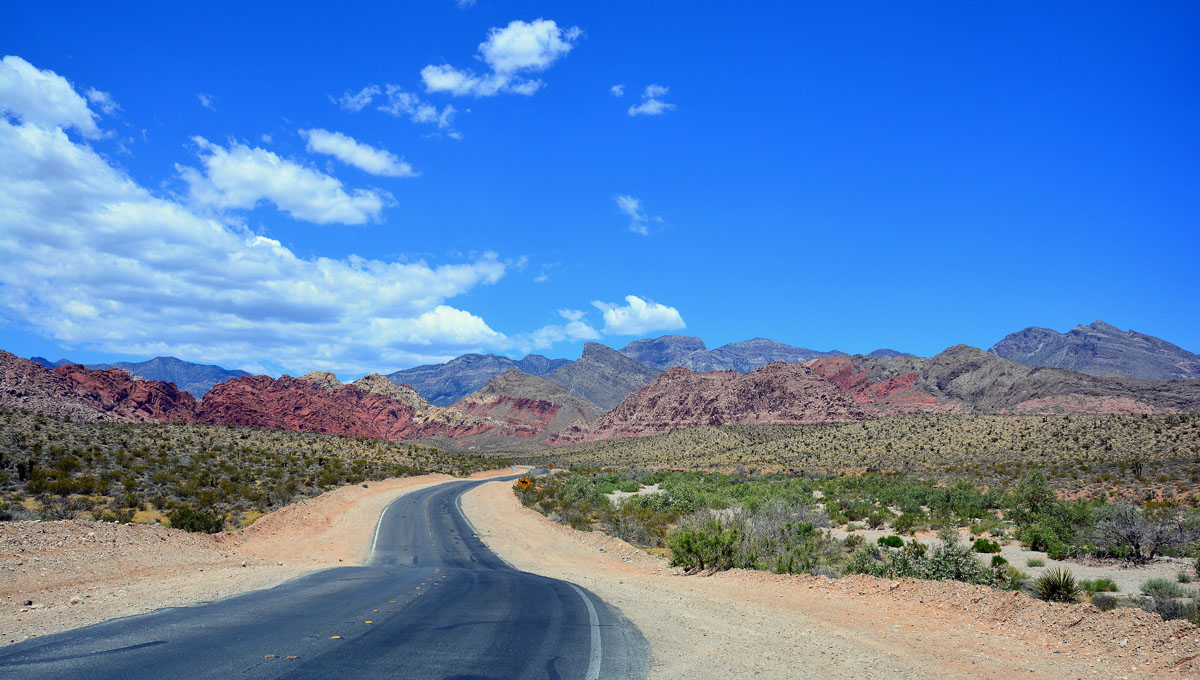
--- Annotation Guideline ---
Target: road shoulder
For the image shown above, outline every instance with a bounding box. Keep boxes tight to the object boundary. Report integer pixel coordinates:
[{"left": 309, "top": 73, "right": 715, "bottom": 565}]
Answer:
[{"left": 460, "top": 479, "right": 1199, "bottom": 680}]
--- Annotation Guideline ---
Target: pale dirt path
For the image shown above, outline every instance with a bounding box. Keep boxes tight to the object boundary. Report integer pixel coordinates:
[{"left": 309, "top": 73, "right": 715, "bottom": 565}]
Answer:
[
  {"left": 0, "top": 467, "right": 519, "bottom": 646},
  {"left": 461, "top": 480, "right": 1200, "bottom": 679}
]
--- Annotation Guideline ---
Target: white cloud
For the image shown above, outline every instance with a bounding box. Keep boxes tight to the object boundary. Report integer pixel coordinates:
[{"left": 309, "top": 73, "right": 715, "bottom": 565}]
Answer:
[
  {"left": 300, "top": 128, "right": 417, "bottom": 178},
  {"left": 614, "top": 193, "right": 663, "bottom": 235},
  {"left": 197, "top": 93, "right": 216, "bottom": 111},
  {"left": 422, "top": 19, "right": 580, "bottom": 97},
  {"left": 338, "top": 84, "right": 461, "bottom": 137},
  {"left": 558, "top": 309, "right": 585, "bottom": 321},
  {"left": 610, "top": 84, "right": 625, "bottom": 97},
  {"left": 84, "top": 88, "right": 120, "bottom": 115},
  {"left": 592, "top": 295, "right": 685, "bottom": 335},
  {"left": 628, "top": 84, "right": 675, "bottom": 117},
  {"left": 0, "top": 73, "right": 511, "bottom": 374},
  {"left": 177, "top": 137, "right": 389, "bottom": 224},
  {"left": 456, "top": 0, "right": 476, "bottom": 6},
  {"left": 335, "top": 85, "right": 380, "bottom": 112},
  {"left": 0, "top": 55, "right": 101, "bottom": 138},
  {"left": 261, "top": 133, "right": 273, "bottom": 144}
]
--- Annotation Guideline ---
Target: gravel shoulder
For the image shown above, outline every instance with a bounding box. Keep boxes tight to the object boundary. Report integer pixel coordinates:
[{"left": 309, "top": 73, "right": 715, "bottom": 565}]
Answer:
[
  {"left": 0, "top": 468, "right": 517, "bottom": 646},
  {"left": 461, "top": 480, "right": 1200, "bottom": 679}
]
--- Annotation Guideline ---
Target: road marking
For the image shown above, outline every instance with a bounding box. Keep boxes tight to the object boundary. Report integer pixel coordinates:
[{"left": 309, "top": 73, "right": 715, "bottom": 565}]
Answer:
[
  {"left": 330, "top": 636, "right": 341, "bottom": 640},
  {"left": 369, "top": 499, "right": 393, "bottom": 556},
  {"left": 567, "top": 583, "right": 603, "bottom": 680},
  {"left": 365, "top": 620, "right": 372, "bottom": 624},
  {"left": 264, "top": 654, "right": 276, "bottom": 658}
]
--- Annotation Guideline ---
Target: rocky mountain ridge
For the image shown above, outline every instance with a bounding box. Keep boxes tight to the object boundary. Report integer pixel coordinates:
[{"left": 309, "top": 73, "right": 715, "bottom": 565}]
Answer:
[
  {"left": 543, "top": 342, "right": 662, "bottom": 409},
  {"left": 385, "top": 353, "right": 571, "bottom": 406},
  {"left": 991, "top": 320, "right": 1200, "bottom": 381}
]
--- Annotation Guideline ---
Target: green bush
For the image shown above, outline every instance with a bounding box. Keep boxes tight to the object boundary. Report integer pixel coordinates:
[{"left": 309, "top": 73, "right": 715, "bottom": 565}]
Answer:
[
  {"left": 972, "top": 538, "right": 1001, "bottom": 554},
  {"left": 1177, "top": 571, "right": 1193, "bottom": 584},
  {"left": 1091, "top": 593, "right": 1119, "bottom": 611},
  {"left": 168, "top": 506, "right": 224, "bottom": 534},
  {"left": 1034, "top": 568, "right": 1081, "bottom": 603},
  {"left": 668, "top": 517, "right": 739, "bottom": 571},
  {"left": 1026, "top": 557, "right": 1046, "bottom": 567},
  {"left": 877, "top": 535, "right": 904, "bottom": 548},
  {"left": 892, "top": 511, "right": 925, "bottom": 535},
  {"left": 1141, "top": 578, "right": 1185, "bottom": 599},
  {"left": 1080, "top": 578, "right": 1119, "bottom": 593}
]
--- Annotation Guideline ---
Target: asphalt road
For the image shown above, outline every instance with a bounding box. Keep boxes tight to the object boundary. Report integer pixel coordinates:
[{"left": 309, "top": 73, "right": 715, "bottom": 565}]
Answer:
[{"left": 0, "top": 477, "right": 649, "bottom": 679}]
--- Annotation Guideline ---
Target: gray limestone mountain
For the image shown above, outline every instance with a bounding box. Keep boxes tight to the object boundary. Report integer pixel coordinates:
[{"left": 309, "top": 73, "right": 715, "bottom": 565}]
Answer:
[
  {"left": 619, "top": 335, "right": 843, "bottom": 373},
  {"left": 83, "top": 356, "right": 250, "bottom": 399},
  {"left": 385, "top": 353, "right": 572, "bottom": 406},
  {"left": 866, "top": 349, "right": 915, "bottom": 359},
  {"left": 543, "top": 342, "right": 662, "bottom": 409},
  {"left": 815, "top": 345, "right": 1200, "bottom": 414},
  {"left": 990, "top": 321, "right": 1200, "bottom": 381}
]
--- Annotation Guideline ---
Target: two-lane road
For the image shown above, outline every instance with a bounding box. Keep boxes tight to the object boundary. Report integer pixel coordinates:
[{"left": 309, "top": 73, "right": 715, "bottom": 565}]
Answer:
[{"left": 0, "top": 478, "right": 649, "bottom": 679}]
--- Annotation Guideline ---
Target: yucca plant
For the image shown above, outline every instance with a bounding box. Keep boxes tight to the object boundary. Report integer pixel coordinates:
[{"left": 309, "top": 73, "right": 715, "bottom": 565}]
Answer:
[{"left": 1035, "top": 568, "right": 1081, "bottom": 603}]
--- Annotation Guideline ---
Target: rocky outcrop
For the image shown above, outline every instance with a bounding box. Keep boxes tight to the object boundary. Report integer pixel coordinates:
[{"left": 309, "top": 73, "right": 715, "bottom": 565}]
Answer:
[
  {"left": 297, "top": 371, "right": 341, "bottom": 391},
  {"left": 544, "top": 343, "right": 662, "bottom": 409},
  {"left": 0, "top": 351, "right": 196, "bottom": 423},
  {"left": 386, "top": 353, "right": 572, "bottom": 406},
  {"left": 451, "top": 370, "right": 606, "bottom": 445},
  {"left": 808, "top": 356, "right": 961, "bottom": 414},
  {"left": 50, "top": 364, "right": 197, "bottom": 423},
  {"left": 991, "top": 320, "right": 1200, "bottom": 381},
  {"left": 549, "top": 362, "right": 876, "bottom": 445}
]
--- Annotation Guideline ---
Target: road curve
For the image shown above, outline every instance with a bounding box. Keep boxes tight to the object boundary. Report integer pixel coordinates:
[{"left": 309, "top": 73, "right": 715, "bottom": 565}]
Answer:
[{"left": 0, "top": 477, "right": 649, "bottom": 679}]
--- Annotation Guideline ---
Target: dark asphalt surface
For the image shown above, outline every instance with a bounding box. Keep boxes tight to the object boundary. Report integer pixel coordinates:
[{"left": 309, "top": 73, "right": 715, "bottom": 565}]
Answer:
[{"left": 0, "top": 476, "right": 649, "bottom": 679}]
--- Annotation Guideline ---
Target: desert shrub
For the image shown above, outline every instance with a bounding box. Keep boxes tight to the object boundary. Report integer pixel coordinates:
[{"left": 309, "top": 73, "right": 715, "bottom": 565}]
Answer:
[
  {"left": 1092, "top": 503, "right": 1200, "bottom": 563},
  {"left": 668, "top": 516, "right": 739, "bottom": 571},
  {"left": 1091, "top": 593, "right": 1119, "bottom": 611},
  {"left": 892, "top": 511, "right": 925, "bottom": 535},
  {"left": 1080, "top": 578, "right": 1119, "bottom": 593},
  {"left": 1143, "top": 597, "right": 1199, "bottom": 624},
  {"left": 878, "top": 535, "right": 904, "bottom": 548},
  {"left": 599, "top": 502, "right": 671, "bottom": 547},
  {"left": 1005, "top": 566, "right": 1031, "bottom": 591},
  {"left": 1034, "top": 568, "right": 1081, "bottom": 603},
  {"left": 1027, "top": 557, "right": 1046, "bottom": 567},
  {"left": 849, "top": 530, "right": 999, "bottom": 586},
  {"left": 1178, "top": 571, "right": 1193, "bottom": 584},
  {"left": 842, "top": 533, "right": 864, "bottom": 550},
  {"left": 972, "top": 538, "right": 1001, "bottom": 553},
  {"left": 1141, "top": 578, "right": 1185, "bottom": 599},
  {"left": 168, "top": 506, "right": 223, "bottom": 533}
]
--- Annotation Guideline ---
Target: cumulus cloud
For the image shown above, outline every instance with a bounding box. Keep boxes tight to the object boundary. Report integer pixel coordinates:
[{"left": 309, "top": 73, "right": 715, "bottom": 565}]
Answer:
[
  {"left": 610, "top": 84, "right": 625, "bottom": 97},
  {"left": 0, "top": 55, "right": 101, "bottom": 138},
  {"left": 177, "top": 137, "right": 389, "bottom": 224},
  {"left": 0, "top": 65, "right": 511, "bottom": 374},
  {"left": 628, "top": 84, "right": 675, "bottom": 116},
  {"left": 592, "top": 295, "right": 685, "bottom": 335},
  {"left": 614, "top": 194, "right": 663, "bottom": 235},
  {"left": 422, "top": 19, "right": 581, "bottom": 97},
  {"left": 300, "top": 128, "right": 417, "bottom": 178}
]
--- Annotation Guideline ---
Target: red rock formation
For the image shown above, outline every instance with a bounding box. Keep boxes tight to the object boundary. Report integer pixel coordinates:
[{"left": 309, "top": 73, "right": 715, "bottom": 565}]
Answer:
[
  {"left": 452, "top": 395, "right": 558, "bottom": 440},
  {"left": 549, "top": 362, "right": 877, "bottom": 445},
  {"left": 51, "top": 364, "right": 197, "bottom": 423},
  {"left": 195, "top": 374, "right": 505, "bottom": 441},
  {"left": 807, "top": 356, "right": 955, "bottom": 414}
]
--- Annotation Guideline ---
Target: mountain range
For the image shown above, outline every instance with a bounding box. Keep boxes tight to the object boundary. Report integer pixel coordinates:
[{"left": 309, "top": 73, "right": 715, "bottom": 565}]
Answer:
[
  {"left": 30, "top": 356, "right": 249, "bottom": 398},
  {"left": 991, "top": 320, "right": 1200, "bottom": 381},
  {"left": 385, "top": 353, "right": 570, "bottom": 406},
  {"left": 7, "top": 320, "right": 1197, "bottom": 450}
]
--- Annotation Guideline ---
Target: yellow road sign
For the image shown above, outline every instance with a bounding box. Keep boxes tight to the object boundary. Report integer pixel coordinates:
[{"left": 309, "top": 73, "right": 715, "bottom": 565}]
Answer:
[{"left": 518, "top": 476, "right": 532, "bottom": 490}]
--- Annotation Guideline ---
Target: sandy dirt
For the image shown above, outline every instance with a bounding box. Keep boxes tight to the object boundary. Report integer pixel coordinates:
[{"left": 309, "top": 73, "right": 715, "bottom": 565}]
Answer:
[
  {"left": 461, "top": 480, "right": 1200, "bottom": 679},
  {"left": 0, "top": 468, "right": 517, "bottom": 646}
]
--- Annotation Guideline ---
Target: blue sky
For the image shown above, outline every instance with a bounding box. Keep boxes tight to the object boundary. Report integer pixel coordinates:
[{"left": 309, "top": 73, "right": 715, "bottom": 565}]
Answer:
[{"left": 1, "top": 2, "right": 1197, "bottom": 377}]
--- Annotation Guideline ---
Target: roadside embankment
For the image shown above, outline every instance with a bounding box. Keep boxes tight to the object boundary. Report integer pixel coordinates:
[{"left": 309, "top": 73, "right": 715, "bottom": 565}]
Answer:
[{"left": 461, "top": 480, "right": 1199, "bottom": 680}]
